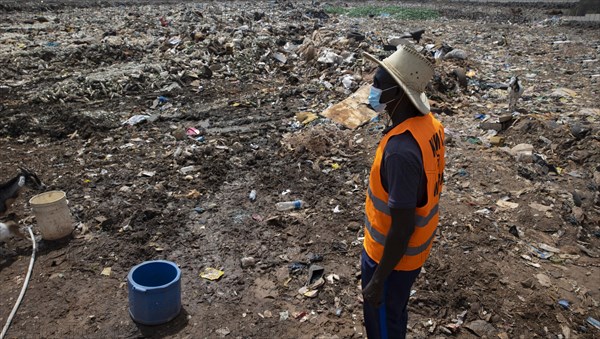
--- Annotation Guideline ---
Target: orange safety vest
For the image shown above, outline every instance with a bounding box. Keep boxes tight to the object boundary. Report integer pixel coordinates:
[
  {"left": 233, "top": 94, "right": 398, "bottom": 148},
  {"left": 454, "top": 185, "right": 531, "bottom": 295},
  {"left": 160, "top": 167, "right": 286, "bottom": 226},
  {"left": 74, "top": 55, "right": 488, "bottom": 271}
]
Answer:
[{"left": 364, "top": 113, "right": 445, "bottom": 271}]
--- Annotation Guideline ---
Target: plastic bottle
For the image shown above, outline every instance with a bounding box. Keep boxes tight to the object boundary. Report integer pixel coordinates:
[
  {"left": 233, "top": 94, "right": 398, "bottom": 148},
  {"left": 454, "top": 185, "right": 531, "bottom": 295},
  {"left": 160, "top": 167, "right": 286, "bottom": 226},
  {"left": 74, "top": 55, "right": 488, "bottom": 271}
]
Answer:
[{"left": 276, "top": 200, "right": 305, "bottom": 211}]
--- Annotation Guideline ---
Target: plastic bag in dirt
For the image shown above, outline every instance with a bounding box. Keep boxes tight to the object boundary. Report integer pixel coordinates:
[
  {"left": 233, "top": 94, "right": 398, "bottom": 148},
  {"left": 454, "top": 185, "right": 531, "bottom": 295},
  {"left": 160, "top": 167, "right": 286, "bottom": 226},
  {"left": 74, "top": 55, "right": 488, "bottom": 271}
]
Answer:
[{"left": 123, "top": 115, "right": 151, "bottom": 126}]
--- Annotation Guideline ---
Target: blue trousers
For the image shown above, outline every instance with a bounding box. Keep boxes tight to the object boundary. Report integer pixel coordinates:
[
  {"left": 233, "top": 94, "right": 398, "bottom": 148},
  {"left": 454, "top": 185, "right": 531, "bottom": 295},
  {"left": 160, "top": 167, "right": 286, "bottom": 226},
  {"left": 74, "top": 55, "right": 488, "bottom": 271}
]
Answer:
[{"left": 361, "top": 250, "right": 421, "bottom": 339}]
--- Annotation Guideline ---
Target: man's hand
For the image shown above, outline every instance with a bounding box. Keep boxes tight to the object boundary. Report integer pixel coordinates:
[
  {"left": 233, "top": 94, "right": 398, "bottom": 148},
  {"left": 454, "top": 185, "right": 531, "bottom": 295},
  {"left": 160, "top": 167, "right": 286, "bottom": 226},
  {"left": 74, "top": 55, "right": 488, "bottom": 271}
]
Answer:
[{"left": 362, "top": 278, "right": 385, "bottom": 308}]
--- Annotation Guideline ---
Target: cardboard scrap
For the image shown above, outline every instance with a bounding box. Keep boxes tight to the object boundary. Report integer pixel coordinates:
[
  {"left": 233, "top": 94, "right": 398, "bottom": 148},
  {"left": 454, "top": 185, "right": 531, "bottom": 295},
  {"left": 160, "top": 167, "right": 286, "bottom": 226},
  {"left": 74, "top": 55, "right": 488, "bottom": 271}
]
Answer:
[{"left": 320, "top": 84, "right": 377, "bottom": 129}]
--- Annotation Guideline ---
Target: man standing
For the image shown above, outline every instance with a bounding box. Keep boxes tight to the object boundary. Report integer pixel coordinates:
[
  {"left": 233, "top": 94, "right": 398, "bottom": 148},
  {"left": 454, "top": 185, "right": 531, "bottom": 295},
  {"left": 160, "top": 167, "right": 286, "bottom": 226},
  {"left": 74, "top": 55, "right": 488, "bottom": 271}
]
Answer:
[{"left": 361, "top": 45, "right": 445, "bottom": 338}]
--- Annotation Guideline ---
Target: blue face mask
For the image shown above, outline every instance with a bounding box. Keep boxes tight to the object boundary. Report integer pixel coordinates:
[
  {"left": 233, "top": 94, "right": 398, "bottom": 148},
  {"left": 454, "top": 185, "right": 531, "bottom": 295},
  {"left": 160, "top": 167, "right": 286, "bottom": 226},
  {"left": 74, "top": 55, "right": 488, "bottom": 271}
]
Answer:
[{"left": 368, "top": 86, "right": 398, "bottom": 113}]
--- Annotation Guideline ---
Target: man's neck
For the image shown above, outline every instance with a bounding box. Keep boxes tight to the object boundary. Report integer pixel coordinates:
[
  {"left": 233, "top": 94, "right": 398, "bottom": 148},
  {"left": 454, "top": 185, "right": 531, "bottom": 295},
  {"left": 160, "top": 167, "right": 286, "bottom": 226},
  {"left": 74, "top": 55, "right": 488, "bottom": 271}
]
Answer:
[
  {"left": 390, "top": 109, "right": 419, "bottom": 127},
  {"left": 383, "top": 111, "right": 415, "bottom": 134}
]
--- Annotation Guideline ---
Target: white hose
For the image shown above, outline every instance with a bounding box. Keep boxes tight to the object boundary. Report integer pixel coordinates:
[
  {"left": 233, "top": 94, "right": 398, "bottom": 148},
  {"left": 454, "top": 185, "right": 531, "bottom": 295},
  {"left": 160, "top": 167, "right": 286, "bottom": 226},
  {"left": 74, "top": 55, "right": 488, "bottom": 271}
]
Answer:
[{"left": 0, "top": 227, "right": 36, "bottom": 339}]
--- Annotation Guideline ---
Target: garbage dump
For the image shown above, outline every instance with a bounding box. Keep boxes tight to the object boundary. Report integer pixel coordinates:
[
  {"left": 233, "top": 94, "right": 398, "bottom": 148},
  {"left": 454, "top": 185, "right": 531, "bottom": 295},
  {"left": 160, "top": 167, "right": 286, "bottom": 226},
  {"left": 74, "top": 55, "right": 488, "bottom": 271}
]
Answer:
[{"left": 0, "top": 0, "right": 598, "bottom": 338}]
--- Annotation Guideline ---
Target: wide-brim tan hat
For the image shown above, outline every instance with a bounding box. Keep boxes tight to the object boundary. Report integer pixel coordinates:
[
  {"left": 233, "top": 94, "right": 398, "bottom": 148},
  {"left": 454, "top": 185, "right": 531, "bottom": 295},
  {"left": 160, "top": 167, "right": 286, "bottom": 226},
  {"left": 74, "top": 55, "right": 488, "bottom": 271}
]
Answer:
[{"left": 363, "top": 45, "right": 435, "bottom": 115}]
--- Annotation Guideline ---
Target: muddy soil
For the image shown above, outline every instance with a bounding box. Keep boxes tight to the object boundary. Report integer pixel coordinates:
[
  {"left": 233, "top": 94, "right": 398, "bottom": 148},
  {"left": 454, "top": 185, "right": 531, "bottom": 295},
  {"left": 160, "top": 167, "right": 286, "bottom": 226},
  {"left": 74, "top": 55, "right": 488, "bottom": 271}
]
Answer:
[{"left": 0, "top": 1, "right": 599, "bottom": 338}]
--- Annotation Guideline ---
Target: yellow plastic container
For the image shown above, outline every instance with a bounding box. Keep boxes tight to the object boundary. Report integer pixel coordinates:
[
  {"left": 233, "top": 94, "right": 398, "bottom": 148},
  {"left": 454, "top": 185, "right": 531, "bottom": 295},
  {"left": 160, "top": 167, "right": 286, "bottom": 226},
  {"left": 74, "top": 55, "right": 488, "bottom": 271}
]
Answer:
[{"left": 29, "top": 191, "right": 74, "bottom": 240}]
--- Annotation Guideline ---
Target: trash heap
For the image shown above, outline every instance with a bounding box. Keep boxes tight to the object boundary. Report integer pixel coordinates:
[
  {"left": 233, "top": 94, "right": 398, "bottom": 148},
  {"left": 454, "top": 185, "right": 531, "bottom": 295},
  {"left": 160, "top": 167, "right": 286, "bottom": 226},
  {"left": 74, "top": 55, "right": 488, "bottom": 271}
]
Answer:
[{"left": 0, "top": 1, "right": 598, "bottom": 338}]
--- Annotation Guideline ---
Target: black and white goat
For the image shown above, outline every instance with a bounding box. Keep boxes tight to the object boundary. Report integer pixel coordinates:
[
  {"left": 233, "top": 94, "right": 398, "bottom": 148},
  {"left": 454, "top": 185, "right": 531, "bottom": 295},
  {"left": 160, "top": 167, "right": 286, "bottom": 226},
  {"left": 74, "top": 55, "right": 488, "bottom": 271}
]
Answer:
[
  {"left": 0, "top": 167, "right": 45, "bottom": 217},
  {"left": 508, "top": 76, "right": 524, "bottom": 112}
]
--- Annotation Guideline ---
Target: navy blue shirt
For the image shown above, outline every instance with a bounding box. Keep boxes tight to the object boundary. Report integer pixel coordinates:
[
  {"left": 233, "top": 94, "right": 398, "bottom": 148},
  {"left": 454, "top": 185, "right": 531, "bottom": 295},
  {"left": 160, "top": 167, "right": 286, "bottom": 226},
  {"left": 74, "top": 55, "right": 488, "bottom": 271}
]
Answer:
[{"left": 380, "top": 132, "right": 426, "bottom": 209}]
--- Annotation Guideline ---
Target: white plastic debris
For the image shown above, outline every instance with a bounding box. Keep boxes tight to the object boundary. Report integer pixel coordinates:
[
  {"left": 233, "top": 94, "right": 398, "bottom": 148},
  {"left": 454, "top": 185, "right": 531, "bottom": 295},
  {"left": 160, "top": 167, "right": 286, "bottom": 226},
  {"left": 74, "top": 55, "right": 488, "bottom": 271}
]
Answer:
[{"left": 122, "top": 115, "right": 150, "bottom": 126}]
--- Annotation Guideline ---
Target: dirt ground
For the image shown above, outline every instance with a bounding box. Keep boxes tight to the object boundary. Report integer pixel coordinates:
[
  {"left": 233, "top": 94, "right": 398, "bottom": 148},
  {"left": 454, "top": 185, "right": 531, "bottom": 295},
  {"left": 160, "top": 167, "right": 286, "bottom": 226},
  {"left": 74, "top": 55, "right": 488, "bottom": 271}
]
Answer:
[{"left": 0, "top": 1, "right": 599, "bottom": 338}]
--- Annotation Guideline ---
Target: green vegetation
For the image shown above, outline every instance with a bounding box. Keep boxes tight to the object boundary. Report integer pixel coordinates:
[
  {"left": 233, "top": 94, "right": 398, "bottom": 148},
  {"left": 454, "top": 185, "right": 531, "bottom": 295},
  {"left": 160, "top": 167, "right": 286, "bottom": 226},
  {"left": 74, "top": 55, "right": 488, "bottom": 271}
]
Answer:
[{"left": 325, "top": 6, "right": 439, "bottom": 20}]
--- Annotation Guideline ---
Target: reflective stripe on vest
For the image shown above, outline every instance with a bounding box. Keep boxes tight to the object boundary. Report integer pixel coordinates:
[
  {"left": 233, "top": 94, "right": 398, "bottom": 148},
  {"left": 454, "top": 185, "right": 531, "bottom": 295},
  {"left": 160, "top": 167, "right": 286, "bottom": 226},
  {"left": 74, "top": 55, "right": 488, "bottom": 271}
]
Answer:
[
  {"left": 364, "top": 215, "right": 437, "bottom": 255},
  {"left": 367, "top": 187, "right": 439, "bottom": 228},
  {"left": 363, "top": 113, "right": 445, "bottom": 271}
]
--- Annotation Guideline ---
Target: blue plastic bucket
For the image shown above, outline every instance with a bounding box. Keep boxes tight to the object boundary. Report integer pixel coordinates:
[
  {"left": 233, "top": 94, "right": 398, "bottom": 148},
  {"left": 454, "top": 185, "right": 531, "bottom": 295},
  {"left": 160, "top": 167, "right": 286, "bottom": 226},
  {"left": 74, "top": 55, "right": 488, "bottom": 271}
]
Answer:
[{"left": 127, "top": 260, "right": 182, "bottom": 325}]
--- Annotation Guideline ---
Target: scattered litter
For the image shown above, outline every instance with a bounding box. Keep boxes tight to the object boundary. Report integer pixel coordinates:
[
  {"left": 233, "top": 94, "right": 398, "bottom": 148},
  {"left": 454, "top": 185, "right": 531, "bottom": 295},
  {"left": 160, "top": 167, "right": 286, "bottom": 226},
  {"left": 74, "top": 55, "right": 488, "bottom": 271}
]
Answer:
[
  {"left": 587, "top": 317, "right": 600, "bottom": 330},
  {"left": 179, "top": 166, "right": 196, "bottom": 174},
  {"left": 276, "top": 200, "right": 305, "bottom": 211},
  {"left": 200, "top": 267, "right": 224, "bottom": 281},
  {"left": 288, "top": 262, "right": 307, "bottom": 274},
  {"left": 510, "top": 143, "right": 534, "bottom": 162},
  {"left": 496, "top": 199, "right": 519, "bottom": 210},
  {"left": 326, "top": 274, "right": 340, "bottom": 284},
  {"left": 186, "top": 127, "right": 201, "bottom": 136},
  {"left": 101, "top": 267, "right": 111, "bottom": 276},
  {"left": 307, "top": 264, "right": 324, "bottom": 285},
  {"left": 295, "top": 112, "right": 318, "bottom": 125},
  {"left": 558, "top": 299, "right": 570, "bottom": 309},
  {"left": 2, "top": 3, "right": 598, "bottom": 337},
  {"left": 489, "top": 136, "right": 505, "bottom": 147},
  {"left": 123, "top": 115, "right": 151, "bottom": 126},
  {"left": 272, "top": 53, "right": 287, "bottom": 64},
  {"left": 308, "top": 253, "right": 323, "bottom": 263},
  {"left": 538, "top": 243, "right": 560, "bottom": 253},
  {"left": 298, "top": 286, "right": 319, "bottom": 298},
  {"left": 444, "top": 49, "right": 468, "bottom": 60},
  {"left": 530, "top": 245, "right": 553, "bottom": 260},
  {"left": 168, "top": 36, "right": 182, "bottom": 45},
  {"left": 240, "top": 257, "right": 256, "bottom": 268},
  {"left": 152, "top": 96, "right": 168, "bottom": 109},
  {"left": 445, "top": 310, "right": 468, "bottom": 333}
]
